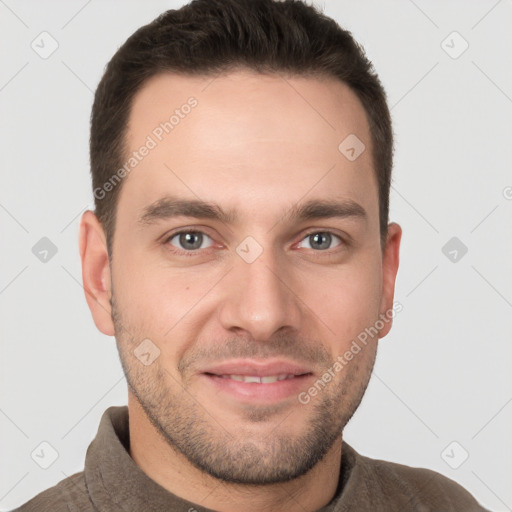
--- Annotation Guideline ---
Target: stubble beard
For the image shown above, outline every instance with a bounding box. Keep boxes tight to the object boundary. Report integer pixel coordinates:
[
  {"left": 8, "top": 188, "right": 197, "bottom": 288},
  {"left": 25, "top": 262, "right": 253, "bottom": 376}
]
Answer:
[{"left": 111, "top": 296, "right": 377, "bottom": 485}]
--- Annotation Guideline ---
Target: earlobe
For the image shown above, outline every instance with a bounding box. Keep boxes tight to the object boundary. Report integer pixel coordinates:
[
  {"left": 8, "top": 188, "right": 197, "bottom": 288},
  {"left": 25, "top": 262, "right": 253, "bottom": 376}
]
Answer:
[
  {"left": 378, "top": 222, "right": 402, "bottom": 339},
  {"left": 79, "top": 210, "right": 115, "bottom": 336}
]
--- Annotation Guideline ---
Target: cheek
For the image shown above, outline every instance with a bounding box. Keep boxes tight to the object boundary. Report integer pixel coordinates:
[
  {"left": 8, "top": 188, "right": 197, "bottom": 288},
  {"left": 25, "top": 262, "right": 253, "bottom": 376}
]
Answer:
[
  {"left": 112, "top": 249, "right": 220, "bottom": 339},
  {"left": 303, "top": 257, "right": 382, "bottom": 349}
]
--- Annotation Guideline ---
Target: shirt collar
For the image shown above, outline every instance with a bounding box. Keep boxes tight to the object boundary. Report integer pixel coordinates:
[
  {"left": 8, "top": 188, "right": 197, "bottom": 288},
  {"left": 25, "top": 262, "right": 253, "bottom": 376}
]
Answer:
[{"left": 83, "top": 405, "right": 355, "bottom": 511}]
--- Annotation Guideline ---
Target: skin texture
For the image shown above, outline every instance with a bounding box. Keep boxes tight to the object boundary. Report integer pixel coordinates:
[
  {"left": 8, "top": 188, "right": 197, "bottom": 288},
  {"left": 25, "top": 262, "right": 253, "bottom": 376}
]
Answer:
[{"left": 79, "top": 71, "right": 401, "bottom": 512}]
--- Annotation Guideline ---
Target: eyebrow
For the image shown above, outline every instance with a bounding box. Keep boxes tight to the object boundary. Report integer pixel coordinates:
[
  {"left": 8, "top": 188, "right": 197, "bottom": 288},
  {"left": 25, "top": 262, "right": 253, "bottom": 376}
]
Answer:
[
  {"left": 285, "top": 198, "right": 367, "bottom": 224},
  {"left": 137, "top": 195, "right": 367, "bottom": 226},
  {"left": 138, "top": 197, "right": 237, "bottom": 225}
]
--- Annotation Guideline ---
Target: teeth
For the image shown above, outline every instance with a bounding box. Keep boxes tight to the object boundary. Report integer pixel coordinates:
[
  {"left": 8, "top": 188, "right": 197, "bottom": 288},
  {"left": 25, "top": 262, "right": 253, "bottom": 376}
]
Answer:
[
  {"left": 244, "top": 375, "right": 261, "bottom": 383},
  {"left": 225, "top": 374, "right": 294, "bottom": 383}
]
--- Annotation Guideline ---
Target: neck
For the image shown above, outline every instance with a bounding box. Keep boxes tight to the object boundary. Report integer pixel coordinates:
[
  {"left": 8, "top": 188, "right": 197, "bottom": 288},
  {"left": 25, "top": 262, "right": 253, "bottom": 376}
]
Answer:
[{"left": 127, "top": 391, "right": 342, "bottom": 512}]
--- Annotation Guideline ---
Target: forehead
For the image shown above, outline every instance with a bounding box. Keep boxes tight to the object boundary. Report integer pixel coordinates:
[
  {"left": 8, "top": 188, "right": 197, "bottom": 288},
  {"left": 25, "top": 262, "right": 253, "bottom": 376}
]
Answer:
[{"left": 119, "top": 70, "right": 378, "bottom": 228}]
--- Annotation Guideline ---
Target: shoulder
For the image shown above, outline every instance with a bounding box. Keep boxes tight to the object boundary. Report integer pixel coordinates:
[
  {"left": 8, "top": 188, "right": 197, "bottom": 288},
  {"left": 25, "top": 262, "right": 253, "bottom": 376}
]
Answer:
[
  {"left": 11, "top": 471, "right": 94, "bottom": 512},
  {"left": 373, "top": 458, "right": 485, "bottom": 509},
  {"left": 344, "top": 444, "right": 490, "bottom": 511}
]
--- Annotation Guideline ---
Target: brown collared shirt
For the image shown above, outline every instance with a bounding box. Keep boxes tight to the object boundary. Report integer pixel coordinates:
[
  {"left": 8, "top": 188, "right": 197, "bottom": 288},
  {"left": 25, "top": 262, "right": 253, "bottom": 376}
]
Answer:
[{"left": 13, "top": 406, "right": 490, "bottom": 512}]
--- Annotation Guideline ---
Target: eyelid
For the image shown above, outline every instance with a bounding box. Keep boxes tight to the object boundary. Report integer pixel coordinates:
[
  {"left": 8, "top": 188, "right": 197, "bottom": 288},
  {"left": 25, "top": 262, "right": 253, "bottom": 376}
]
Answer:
[{"left": 162, "top": 225, "right": 217, "bottom": 242}]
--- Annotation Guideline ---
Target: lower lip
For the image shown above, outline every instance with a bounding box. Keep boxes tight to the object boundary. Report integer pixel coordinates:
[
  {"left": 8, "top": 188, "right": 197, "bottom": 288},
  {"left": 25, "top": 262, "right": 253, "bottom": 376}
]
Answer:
[{"left": 201, "top": 374, "right": 314, "bottom": 402}]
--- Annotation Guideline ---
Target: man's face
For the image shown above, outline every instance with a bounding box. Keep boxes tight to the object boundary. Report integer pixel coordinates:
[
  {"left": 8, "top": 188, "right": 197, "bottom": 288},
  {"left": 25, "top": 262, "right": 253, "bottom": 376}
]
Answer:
[{"left": 101, "top": 71, "right": 399, "bottom": 483}]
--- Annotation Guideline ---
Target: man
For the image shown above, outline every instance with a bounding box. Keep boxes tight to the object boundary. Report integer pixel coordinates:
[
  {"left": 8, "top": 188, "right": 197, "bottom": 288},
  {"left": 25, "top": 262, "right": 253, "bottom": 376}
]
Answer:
[{"left": 15, "top": 0, "right": 489, "bottom": 510}]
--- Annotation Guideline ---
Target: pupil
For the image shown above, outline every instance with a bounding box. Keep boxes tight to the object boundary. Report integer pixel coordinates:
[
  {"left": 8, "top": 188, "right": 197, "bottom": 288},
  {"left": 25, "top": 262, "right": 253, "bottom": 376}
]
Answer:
[
  {"left": 180, "top": 232, "right": 202, "bottom": 249},
  {"left": 311, "top": 232, "right": 331, "bottom": 250}
]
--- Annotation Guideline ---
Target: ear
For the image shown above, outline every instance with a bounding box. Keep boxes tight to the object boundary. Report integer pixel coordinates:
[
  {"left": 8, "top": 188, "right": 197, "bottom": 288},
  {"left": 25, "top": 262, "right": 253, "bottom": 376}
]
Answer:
[
  {"left": 79, "top": 210, "right": 115, "bottom": 336},
  {"left": 378, "top": 222, "right": 402, "bottom": 339}
]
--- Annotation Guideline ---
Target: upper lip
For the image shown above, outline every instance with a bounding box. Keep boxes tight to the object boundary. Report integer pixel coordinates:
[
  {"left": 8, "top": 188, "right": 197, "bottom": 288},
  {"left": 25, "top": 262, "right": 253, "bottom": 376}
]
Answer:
[{"left": 200, "top": 359, "right": 313, "bottom": 377}]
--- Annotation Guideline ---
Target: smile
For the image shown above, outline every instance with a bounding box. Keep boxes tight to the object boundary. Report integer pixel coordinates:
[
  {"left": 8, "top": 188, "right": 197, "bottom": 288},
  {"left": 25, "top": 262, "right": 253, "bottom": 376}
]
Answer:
[{"left": 216, "top": 374, "right": 296, "bottom": 383}]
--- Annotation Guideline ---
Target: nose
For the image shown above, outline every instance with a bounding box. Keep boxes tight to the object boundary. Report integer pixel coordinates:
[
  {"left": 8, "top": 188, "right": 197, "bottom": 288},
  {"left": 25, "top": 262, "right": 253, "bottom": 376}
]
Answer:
[{"left": 217, "top": 251, "right": 303, "bottom": 341}]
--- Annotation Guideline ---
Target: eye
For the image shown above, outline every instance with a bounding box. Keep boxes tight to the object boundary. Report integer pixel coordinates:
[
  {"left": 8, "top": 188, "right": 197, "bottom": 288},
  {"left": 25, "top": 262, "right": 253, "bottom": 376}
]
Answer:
[
  {"left": 168, "top": 231, "right": 214, "bottom": 251},
  {"left": 297, "top": 231, "right": 343, "bottom": 251}
]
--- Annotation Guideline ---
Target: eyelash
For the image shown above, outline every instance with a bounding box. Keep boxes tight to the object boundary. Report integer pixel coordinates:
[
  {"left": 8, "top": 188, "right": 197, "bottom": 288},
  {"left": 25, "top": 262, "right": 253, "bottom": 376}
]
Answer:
[{"left": 163, "top": 228, "right": 348, "bottom": 257}]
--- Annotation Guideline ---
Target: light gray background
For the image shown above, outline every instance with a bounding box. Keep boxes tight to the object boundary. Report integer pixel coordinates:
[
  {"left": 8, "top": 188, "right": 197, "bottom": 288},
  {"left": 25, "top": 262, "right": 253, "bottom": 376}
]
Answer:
[{"left": 1, "top": 1, "right": 511, "bottom": 510}]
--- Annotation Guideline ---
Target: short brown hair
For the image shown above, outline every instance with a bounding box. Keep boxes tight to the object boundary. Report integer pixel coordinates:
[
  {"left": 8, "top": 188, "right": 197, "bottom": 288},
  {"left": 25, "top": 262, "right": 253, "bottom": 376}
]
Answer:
[{"left": 90, "top": 0, "right": 393, "bottom": 255}]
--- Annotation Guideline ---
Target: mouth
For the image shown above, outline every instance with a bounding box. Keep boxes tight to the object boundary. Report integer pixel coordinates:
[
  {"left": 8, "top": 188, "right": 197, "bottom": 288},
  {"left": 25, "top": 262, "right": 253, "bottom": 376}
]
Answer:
[
  {"left": 211, "top": 374, "right": 298, "bottom": 384},
  {"left": 198, "top": 359, "right": 314, "bottom": 402}
]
